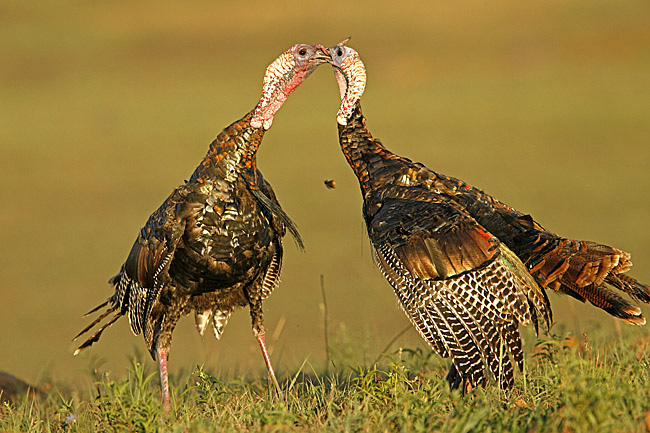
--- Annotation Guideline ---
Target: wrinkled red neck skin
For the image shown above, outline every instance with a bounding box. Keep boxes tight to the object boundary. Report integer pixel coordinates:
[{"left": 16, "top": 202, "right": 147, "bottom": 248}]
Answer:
[{"left": 252, "top": 68, "right": 309, "bottom": 129}]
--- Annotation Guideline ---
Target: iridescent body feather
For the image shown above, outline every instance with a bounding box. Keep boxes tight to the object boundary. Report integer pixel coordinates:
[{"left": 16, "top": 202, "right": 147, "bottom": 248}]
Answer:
[
  {"left": 74, "top": 44, "right": 330, "bottom": 411},
  {"left": 327, "top": 42, "right": 649, "bottom": 391}
]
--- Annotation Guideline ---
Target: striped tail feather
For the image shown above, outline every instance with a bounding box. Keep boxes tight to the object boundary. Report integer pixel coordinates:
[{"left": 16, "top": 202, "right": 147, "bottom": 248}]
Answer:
[
  {"left": 73, "top": 270, "right": 145, "bottom": 355},
  {"left": 73, "top": 300, "right": 122, "bottom": 356},
  {"left": 73, "top": 300, "right": 115, "bottom": 341},
  {"left": 607, "top": 274, "right": 650, "bottom": 304},
  {"left": 567, "top": 281, "right": 645, "bottom": 325},
  {"left": 82, "top": 299, "right": 110, "bottom": 317},
  {"left": 521, "top": 234, "right": 648, "bottom": 324},
  {"left": 73, "top": 314, "right": 121, "bottom": 356}
]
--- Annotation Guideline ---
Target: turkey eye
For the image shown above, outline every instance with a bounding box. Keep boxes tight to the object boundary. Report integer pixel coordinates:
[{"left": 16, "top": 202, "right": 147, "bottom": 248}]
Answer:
[
  {"left": 298, "top": 48, "right": 307, "bottom": 56},
  {"left": 336, "top": 48, "right": 343, "bottom": 57}
]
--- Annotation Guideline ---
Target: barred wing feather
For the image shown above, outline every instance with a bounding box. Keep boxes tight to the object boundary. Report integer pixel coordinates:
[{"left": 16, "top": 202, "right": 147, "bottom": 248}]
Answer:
[{"left": 368, "top": 197, "right": 550, "bottom": 389}]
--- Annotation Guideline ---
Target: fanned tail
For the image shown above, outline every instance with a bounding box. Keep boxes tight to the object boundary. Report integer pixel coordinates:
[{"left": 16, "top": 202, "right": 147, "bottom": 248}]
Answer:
[
  {"left": 521, "top": 234, "right": 649, "bottom": 324},
  {"left": 608, "top": 274, "right": 650, "bottom": 304},
  {"left": 566, "top": 281, "right": 645, "bottom": 325}
]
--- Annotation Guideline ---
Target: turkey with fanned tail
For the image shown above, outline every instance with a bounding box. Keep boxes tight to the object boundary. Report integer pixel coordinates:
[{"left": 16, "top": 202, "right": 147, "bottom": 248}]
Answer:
[{"left": 325, "top": 39, "right": 649, "bottom": 392}]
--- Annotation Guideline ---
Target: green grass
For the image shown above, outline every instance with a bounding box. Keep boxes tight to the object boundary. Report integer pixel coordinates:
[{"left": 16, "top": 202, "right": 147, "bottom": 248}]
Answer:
[{"left": 2, "top": 329, "right": 649, "bottom": 432}]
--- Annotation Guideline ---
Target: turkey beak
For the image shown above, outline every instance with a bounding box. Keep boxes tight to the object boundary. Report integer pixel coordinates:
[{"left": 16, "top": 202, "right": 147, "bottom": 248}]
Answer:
[
  {"left": 312, "top": 44, "right": 332, "bottom": 64},
  {"left": 324, "top": 46, "right": 344, "bottom": 69}
]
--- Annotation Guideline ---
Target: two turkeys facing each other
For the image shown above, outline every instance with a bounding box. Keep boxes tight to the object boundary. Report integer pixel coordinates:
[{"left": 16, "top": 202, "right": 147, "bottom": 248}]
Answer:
[
  {"left": 325, "top": 40, "right": 650, "bottom": 392},
  {"left": 74, "top": 44, "right": 330, "bottom": 411},
  {"left": 74, "top": 39, "right": 649, "bottom": 410}
]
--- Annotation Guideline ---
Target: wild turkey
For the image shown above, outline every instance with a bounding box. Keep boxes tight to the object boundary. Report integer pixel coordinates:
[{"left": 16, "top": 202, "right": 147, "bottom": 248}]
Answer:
[
  {"left": 73, "top": 44, "right": 330, "bottom": 411},
  {"left": 326, "top": 41, "right": 650, "bottom": 392}
]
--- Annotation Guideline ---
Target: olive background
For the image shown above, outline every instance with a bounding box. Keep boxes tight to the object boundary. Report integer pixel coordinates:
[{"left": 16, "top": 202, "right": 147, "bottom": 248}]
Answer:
[{"left": 1, "top": 0, "right": 649, "bottom": 386}]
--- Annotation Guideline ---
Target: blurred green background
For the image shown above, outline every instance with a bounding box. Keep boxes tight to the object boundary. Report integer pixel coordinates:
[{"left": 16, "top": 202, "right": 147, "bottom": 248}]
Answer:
[{"left": 1, "top": 0, "right": 649, "bottom": 387}]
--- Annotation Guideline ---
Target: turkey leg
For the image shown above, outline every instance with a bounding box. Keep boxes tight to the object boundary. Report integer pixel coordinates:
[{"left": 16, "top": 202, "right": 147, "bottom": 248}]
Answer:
[
  {"left": 256, "top": 332, "right": 284, "bottom": 401},
  {"left": 157, "top": 345, "right": 171, "bottom": 412}
]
